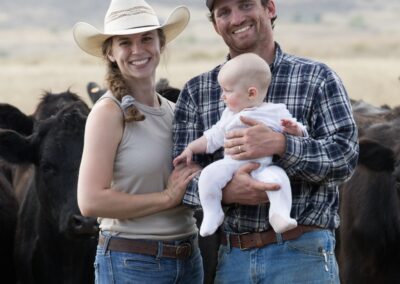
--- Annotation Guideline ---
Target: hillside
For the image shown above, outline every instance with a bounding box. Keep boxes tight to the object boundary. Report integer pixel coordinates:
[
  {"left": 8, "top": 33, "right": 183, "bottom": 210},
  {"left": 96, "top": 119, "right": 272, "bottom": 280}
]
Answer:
[
  {"left": 0, "top": 0, "right": 399, "bottom": 113},
  {"left": 1, "top": 0, "right": 399, "bottom": 30},
  {"left": 1, "top": 0, "right": 399, "bottom": 58}
]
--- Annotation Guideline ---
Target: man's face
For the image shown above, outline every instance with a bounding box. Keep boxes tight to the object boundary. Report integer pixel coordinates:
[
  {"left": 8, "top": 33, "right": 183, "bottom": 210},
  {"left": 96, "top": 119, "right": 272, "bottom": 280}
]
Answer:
[{"left": 212, "top": 0, "right": 274, "bottom": 57}]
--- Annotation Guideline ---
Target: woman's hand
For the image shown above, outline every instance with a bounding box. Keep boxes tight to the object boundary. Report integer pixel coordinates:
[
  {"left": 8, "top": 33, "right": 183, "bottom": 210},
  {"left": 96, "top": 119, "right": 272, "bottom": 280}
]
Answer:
[{"left": 163, "top": 163, "right": 201, "bottom": 207}]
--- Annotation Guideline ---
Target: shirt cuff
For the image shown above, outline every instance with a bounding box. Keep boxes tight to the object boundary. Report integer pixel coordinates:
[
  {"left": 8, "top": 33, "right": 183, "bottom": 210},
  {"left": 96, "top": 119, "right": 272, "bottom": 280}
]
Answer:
[
  {"left": 182, "top": 173, "right": 202, "bottom": 209},
  {"left": 274, "top": 133, "right": 304, "bottom": 175}
]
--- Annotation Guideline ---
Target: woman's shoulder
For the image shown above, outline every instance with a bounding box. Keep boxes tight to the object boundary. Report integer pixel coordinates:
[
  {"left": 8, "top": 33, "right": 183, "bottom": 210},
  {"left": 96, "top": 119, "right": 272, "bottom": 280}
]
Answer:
[{"left": 89, "top": 96, "right": 124, "bottom": 126}]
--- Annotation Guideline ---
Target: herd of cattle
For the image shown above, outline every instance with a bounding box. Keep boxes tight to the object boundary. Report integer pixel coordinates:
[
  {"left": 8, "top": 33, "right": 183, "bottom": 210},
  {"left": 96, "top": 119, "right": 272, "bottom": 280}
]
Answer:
[{"left": 0, "top": 82, "right": 399, "bottom": 283}]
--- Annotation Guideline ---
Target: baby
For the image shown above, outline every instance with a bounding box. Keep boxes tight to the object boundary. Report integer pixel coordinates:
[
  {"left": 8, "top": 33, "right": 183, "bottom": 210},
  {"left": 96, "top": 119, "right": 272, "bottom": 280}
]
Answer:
[{"left": 174, "top": 53, "right": 307, "bottom": 237}]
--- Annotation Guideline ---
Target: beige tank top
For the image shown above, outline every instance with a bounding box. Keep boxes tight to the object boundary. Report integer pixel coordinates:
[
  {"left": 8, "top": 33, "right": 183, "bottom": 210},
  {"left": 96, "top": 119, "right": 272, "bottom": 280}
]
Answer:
[{"left": 97, "top": 92, "right": 197, "bottom": 240}]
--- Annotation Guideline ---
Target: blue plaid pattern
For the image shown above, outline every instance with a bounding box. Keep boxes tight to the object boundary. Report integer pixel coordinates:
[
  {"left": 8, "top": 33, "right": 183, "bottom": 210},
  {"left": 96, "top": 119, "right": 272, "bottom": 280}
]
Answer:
[{"left": 173, "top": 43, "right": 358, "bottom": 233}]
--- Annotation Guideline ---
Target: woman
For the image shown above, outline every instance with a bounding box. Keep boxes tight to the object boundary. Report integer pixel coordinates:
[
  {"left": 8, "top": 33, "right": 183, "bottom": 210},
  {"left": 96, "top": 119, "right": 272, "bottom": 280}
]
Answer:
[{"left": 73, "top": 0, "right": 203, "bottom": 283}]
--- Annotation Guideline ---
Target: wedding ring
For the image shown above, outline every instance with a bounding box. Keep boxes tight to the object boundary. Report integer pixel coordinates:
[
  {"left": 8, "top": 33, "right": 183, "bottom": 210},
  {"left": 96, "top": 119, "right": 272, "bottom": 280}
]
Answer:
[{"left": 238, "top": 145, "right": 242, "bottom": 152}]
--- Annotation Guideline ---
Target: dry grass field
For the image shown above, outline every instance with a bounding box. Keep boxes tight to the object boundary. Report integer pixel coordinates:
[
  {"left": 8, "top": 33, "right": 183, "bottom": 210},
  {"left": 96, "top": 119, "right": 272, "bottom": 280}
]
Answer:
[{"left": 1, "top": 3, "right": 399, "bottom": 114}]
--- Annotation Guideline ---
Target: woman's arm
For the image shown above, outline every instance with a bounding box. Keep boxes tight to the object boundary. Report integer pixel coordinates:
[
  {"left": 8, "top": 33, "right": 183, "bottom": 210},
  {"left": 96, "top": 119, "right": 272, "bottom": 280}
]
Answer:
[{"left": 77, "top": 99, "right": 198, "bottom": 219}]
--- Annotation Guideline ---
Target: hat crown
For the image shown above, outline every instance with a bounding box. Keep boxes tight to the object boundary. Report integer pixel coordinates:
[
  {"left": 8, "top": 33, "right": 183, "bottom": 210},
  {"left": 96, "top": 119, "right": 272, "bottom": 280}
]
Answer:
[
  {"left": 104, "top": 0, "right": 160, "bottom": 33},
  {"left": 73, "top": 0, "right": 190, "bottom": 57}
]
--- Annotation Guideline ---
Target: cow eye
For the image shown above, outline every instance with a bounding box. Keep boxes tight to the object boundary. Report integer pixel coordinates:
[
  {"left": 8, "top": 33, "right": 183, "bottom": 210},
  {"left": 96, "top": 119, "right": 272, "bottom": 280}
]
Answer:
[{"left": 41, "top": 162, "right": 57, "bottom": 175}]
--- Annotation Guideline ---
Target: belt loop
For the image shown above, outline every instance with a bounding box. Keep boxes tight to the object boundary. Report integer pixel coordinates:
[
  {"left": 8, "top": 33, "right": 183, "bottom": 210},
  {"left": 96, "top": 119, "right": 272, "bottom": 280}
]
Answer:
[
  {"left": 276, "top": 233, "right": 283, "bottom": 244},
  {"left": 192, "top": 233, "right": 198, "bottom": 248},
  {"left": 225, "top": 232, "right": 232, "bottom": 253},
  {"left": 156, "top": 241, "right": 163, "bottom": 259},
  {"left": 100, "top": 231, "right": 112, "bottom": 254}
]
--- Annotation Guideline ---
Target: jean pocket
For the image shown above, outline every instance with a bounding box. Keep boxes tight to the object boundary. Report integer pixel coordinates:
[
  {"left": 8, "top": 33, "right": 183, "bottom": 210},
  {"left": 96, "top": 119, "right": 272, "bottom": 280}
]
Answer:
[
  {"left": 216, "top": 245, "right": 230, "bottom": 269},
  {"left": 123, "top": 254, "right": 161, "bottom": 272},
  {"left": 285, "top": 230, "right": 339, "bottom": 281},
  {"left": 286, "top": 230, "right": 334, "bottom": 257}
]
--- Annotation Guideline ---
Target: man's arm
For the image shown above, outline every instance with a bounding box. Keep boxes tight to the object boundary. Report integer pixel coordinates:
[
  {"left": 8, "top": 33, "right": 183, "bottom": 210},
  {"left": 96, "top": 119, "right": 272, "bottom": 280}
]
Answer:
[
  {"left": 173, "top": 80, "right": 206, "bottom": 208},
  {"left": 224, "top": 116, "right": 286, "bottom": 158},
  {"left": 224, "top": 70, "right": 359, "bottom": 187}
]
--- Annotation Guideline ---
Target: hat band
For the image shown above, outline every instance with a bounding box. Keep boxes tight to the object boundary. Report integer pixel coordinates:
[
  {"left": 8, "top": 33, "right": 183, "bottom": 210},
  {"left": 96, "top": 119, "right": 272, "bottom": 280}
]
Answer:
[
  {"left": 126, "top": 24, "right": 159, "bottom": 29},
  {"left": 106, "top": 6, "right": 156, "bottom": 24}
]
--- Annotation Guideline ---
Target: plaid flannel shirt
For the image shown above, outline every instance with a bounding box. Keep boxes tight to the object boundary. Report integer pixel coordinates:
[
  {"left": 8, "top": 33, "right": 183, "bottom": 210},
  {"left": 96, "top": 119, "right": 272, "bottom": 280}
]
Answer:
[{"left": 173, "top": 43, "right": 358, "bottom": 233}]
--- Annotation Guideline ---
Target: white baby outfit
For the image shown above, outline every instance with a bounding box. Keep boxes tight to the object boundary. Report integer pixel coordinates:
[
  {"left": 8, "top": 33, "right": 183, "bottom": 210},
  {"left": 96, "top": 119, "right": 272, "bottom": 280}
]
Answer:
[{"left": 198, "top": 102, "right": 307, "bottom": 236}]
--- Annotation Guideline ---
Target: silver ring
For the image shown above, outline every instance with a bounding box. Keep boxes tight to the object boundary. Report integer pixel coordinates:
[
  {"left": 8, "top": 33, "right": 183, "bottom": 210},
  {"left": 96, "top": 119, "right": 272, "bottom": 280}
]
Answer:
[{"left": 238, "top": 145, "right": 242, "bottom": 152}]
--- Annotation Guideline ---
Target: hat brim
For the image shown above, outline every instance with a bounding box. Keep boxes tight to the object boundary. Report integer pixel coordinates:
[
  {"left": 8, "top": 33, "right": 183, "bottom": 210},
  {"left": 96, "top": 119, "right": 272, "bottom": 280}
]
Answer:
[{"left": 73, "top": 6, "right": 190, "bottom": 58}]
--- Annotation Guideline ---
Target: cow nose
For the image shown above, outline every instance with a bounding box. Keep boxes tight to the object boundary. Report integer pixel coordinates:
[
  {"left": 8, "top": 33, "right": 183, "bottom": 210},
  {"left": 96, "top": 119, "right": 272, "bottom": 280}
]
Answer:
[{"left": 69, "top": 214, "right": 99, "bottom": 236}]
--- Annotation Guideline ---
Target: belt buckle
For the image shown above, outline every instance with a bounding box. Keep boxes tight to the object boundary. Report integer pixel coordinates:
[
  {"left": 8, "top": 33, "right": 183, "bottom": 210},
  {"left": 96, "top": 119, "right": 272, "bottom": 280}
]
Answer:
[
  {"left": 176, "top": 243, "right": 191, "bottom": 258},
  {"left": 237, "top": 232, "right": 250, "bottom": 250},
  {"left": 254, "top": 232, "right": 264, "bottom": 248}
]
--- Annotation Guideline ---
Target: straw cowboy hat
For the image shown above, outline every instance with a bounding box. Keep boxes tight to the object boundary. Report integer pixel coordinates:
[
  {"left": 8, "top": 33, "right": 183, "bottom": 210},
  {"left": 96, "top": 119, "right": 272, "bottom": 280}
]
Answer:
[{"left": 73, "top": 0, "right": 190, "bottom": 57}]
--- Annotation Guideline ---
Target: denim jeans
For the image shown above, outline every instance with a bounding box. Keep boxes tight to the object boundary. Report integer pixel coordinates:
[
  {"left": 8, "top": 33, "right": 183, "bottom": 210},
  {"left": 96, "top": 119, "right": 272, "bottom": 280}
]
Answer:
[
  {"left": 214, "top": 229, "right": 339, "bottom": 284},
  {"left": 95, "top": 233, "right": 203, "bottom": 284}
]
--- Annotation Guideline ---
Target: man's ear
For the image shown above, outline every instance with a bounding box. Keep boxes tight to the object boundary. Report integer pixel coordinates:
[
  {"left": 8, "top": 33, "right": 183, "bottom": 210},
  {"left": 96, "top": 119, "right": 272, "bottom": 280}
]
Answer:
[
  {"left": 248, "top": 87, "right": 258, "bottom": 99},
  {"left": 266, "top": 0, "right": 277, "bottom": 18}
]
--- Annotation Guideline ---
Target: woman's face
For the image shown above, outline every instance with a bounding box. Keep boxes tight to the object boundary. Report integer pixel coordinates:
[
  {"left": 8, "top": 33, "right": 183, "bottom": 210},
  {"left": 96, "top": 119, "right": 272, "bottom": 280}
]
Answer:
[{"left": 107, "top": 30, "right": 162, "bottom": 81}]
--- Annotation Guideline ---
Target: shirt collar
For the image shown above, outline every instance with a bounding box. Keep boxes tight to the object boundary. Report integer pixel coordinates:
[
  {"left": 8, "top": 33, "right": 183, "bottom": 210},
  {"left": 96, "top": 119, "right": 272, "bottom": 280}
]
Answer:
[{"left": 224, "top": 42, "right": 283, "bottom": 74}]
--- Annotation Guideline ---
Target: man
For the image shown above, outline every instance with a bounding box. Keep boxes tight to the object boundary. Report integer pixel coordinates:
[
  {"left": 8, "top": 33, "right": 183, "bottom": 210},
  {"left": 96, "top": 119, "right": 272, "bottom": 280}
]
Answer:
[{"left": 173, "top": 0, "right": 358, "bottom": 283}]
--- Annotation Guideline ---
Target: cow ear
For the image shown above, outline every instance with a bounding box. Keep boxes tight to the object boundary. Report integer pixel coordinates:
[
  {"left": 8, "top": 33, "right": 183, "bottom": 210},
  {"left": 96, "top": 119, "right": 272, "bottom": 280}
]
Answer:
[
  {"left": 0, "top": 129, "right": 35, "bottom": 164},
  {"left": 86, "top": 82, "right": 106, "bottom": 104},
  {"left": 0, "top": 103, "right": 34, "bottom": 136},
  {"left": 358, "top": 139, "right": 395, "bottom": 172}
]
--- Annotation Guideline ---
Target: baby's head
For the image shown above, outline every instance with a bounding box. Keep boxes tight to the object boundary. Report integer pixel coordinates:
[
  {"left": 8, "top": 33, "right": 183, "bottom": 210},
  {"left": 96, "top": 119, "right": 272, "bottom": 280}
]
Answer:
[{"left": 218, "top": 53, "right": 271, "bottom": 112}]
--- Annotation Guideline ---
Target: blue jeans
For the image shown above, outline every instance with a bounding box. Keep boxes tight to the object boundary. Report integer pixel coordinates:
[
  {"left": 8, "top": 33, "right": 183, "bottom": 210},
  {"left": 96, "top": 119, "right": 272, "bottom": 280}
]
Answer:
[
  {"left": 95, "top": 233, "right": 203, "bottom": 284},
  {"left": 215, "top": 229, "right": 339, "bottom": 284}
]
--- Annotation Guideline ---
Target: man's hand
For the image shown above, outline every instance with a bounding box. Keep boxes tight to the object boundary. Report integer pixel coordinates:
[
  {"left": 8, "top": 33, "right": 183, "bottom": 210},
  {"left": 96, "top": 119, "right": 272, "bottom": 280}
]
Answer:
[
  {"left": 224, "top": 116, "right": 286, "bottom": 160},
  {"left": 222, "top": 163, "right": 280, "bottom": 205}
]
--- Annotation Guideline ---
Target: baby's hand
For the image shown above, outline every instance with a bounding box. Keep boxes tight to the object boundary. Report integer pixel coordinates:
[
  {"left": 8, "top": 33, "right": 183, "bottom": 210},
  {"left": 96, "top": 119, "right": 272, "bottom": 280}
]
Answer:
[
  {"left": 281, "top": 118, "right": 296, "bottom": 128},
  {"left": 173, "top": 148, "right": 194, "bottom": 167},
  {"left": 281, "top": 118, "right": 302, "bottom": 136}
]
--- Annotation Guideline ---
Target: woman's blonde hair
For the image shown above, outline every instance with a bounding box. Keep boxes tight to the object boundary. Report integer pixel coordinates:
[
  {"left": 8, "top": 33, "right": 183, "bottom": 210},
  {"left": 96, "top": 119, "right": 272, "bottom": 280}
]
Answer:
[{"left": 101, "top": 29, "right": 166, "bottom": 122}]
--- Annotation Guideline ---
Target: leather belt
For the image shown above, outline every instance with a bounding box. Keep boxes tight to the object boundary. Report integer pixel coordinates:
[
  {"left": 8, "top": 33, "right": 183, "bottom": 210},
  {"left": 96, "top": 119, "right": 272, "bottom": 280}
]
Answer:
[
  {"left": 98, "top": 235, "right": 193, "bottom": 259},
  {"left": 221, "top": 225, "right": 321, "bottom": 250}
]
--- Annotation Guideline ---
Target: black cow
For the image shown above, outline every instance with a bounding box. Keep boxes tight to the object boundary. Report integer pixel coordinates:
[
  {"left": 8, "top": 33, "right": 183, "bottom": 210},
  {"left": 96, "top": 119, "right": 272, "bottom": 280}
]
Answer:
[
  {"left": 0, "top": 161, "right": 18, "bottom": 284},
  {"left": 0, "top": 91, "right": 87, "bottom": 203},
  {"left": 338, "top": 102, "right": 400, "bottom": 283},
  {"left": 86, "top": 82, "right": 106, "bottom": 104},
  {"left": 351, "top": 99, "right": 400, "bottom": 137},
  {"left": 0, "top": 90, "right": 84, "bottom": 134},
  {"left": 155, "top": 78, "right": 181, "bottom": 103},
  {"left": 0, "top": 96, "right": 98, "bottom": 283},
  {"left": 339, "top": 137, "right": 400, "bottom": 283},
  {"left": 0, "top": 104, "right": 33, "bottom": 136}
]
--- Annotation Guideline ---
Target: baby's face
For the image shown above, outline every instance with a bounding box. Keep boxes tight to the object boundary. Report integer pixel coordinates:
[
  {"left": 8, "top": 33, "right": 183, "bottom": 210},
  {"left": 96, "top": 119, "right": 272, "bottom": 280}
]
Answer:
[{"left": 219, "top": 79, "right": 253, "bottom": 113}]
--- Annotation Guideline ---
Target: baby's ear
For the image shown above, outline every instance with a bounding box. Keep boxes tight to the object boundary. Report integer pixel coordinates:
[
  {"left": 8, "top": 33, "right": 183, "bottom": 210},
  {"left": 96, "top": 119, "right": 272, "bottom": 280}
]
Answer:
[{"left": 248, "top": 86, "right": 258, "bottom": 99}]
